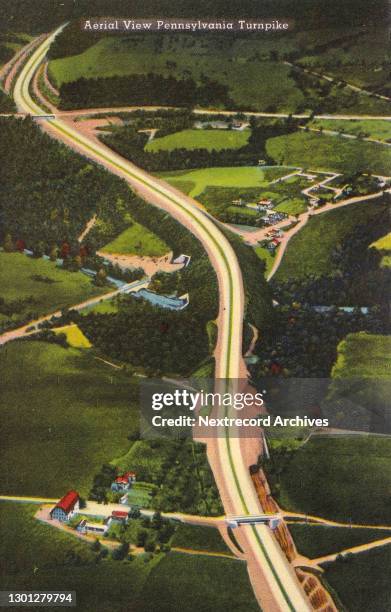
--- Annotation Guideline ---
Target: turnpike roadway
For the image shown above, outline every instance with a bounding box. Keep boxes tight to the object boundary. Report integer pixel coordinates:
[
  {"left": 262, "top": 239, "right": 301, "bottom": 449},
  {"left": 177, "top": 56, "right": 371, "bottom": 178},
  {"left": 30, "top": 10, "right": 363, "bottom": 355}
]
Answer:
[{"left": 12, "top": 27, "right": 311, "bottom": 612}]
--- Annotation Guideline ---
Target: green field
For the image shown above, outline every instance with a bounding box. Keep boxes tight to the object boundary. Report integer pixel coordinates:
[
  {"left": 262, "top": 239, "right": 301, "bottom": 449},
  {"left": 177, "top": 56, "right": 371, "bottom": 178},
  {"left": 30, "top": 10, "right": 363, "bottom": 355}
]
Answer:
[
  {"left": 266, "top": 131, "right": 391, "bottom": 175},
  {"left": 146, "top": 128, "right": 251, "bottom": 152},
  {"left": 0, "top": 503, "right": 257, "bottom": 612},
  {"left": 254, "top": 246, "right": 275, "bottom": 275},
  {"left": 49, "top": 36, "right": 303, "bottom": 112},
  {"left": 101, "top": 222, "right": 168, "bottom": 256},
  {"left": 289, "top": 523, "right": 391, "bottom": 559},
  {"left": 112, "top": 440, "right": 170, "bottom": 478},
  {"left": 309, "top": 119, "right": 391, "bottom": 142},
  {"left": 126, "top": 482, "right": 157, "bottom": 508},
  {"left": 138, "top": 552, "right": 258, "bottom": 612},
  {"left": 0, "top": 252, "right": 108, "bottom": 328},
  {"left": 274, "top": 198, "right": 308, "bottom": 215},
  {"left": 269, "top": 436, "right": 391, "bottom": 524},
  {"left": 0, "top": 341, "right": 138, "bottom": 497},
  {"left": 275, "top": 199, "right": 386, "bottom": 280},
  {"left": 323, "top": 545, "right": 391, "bottom": 612},
  {"left": 161, "top": 166, "right": 290, "bottom": 198},
  {"left": 298, "top": 28, "right": 390, "bottom": 91},
  {"left": 82, "top": 297, "right": 120, "bottom": 315},
  {"left": 327, "top": 333, "right": 391, "bottom": 432},
  {"left": 171, "top": 524, "right": 233, "bottom": 555},
  {"left": 332, "top": 333, "right": 391, "bottom": 378}
]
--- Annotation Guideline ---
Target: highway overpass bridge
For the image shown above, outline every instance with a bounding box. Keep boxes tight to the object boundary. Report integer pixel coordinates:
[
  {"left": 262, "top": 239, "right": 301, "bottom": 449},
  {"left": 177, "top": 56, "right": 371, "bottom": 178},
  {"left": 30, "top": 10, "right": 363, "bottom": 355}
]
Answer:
[{"left": 227, "top": 514, "right": 281, "bottom": 529}]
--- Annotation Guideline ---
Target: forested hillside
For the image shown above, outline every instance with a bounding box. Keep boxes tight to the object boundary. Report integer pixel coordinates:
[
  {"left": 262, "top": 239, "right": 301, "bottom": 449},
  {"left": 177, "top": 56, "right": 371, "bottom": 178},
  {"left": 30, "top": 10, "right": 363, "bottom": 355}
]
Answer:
[{"left": 0, "top": 117, "right": 138, "bottom": 252}]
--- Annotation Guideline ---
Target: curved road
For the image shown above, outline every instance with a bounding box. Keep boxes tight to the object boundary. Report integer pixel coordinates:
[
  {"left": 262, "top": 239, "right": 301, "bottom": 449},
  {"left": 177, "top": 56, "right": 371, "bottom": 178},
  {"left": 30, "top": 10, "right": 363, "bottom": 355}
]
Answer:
[{"left": 12, "top": 28, "right": 311, "bottom": 612}]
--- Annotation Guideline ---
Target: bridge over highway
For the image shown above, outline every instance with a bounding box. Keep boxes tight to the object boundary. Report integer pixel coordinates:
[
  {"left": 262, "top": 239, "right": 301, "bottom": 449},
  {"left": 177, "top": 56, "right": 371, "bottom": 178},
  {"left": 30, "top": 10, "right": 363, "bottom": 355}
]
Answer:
[{"left": 227, "top": 514, "right": 281, "bottom": 529}]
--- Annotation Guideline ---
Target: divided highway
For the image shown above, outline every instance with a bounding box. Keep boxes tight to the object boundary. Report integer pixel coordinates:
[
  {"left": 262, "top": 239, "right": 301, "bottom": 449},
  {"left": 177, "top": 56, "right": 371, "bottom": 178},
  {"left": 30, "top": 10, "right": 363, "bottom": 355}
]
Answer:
[{"left": 11, "top": 27, "right": 311, "bottom": 612}]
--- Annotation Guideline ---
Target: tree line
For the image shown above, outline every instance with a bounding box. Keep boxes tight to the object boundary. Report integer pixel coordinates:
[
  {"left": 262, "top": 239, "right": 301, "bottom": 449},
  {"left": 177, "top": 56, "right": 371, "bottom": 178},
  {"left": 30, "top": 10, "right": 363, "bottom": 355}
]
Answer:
[{"left": 59, "top": 73, "right": 233, "bottom": 110}]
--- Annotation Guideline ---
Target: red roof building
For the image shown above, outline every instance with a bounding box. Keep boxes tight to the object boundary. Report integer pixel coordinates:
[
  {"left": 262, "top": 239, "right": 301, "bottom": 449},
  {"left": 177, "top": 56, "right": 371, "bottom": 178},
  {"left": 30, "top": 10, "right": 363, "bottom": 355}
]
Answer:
[
  {"left": 115, "top": 477, "right": 129, "bottom": 484},
  {"left": 112, "top": 510, "right": 129, "bottom": 519},
  {"left": 50, "top": 490, "right": 80, "bottom": 522},
  {"left": 123, "top": 471, "right": 136, "bottom": 481}
]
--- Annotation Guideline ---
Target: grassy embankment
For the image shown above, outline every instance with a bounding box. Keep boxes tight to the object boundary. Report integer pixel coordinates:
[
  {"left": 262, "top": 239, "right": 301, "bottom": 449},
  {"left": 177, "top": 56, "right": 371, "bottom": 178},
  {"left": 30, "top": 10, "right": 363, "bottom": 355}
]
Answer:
[
  {"left": 274, "top": 199, "right": 387, "bottom": 280},
  {"left": 101, "top": 221, "right": 169, "bottom": 257},
  {"left": 0, "top": 252, "right": 109, "bottom": 329}
]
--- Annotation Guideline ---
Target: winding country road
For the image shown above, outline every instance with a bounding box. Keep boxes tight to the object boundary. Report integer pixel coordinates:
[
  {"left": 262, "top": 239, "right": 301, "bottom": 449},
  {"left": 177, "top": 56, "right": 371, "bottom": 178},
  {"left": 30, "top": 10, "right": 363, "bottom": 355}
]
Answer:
[{"left": 10, "top": 28, "right": 312, "bottom": 612}]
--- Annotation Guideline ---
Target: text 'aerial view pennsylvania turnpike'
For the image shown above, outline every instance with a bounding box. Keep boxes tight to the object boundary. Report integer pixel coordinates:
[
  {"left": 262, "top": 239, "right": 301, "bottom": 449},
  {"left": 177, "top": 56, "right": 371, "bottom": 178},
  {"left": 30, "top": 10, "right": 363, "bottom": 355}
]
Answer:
[{"left": 0, "top": 1, "right": 390, "bottom": 611}]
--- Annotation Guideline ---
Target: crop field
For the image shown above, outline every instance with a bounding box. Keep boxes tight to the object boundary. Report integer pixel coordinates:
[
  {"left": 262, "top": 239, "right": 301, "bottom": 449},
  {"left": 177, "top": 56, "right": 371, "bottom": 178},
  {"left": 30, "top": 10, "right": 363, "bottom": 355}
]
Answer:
[
  {"left": 161, "top": 166, "right": 291, "bottom": 198},
  {"left": 101, "top": 221, "right": 168, "bottom": 257},
  {"left": 275, "top": 199, "right": 387, "bottom": 280},
  {"left": 266, "top": 131, "right": 391, "bottom": 175},
  {"left": 309, "top": 119, "right": 391, "bottom": 142},
  {"left": 323, "top": 545, "right": 391, "bottom": 612},
  {"left": 0, "top": 341, "right": 138, "bottom": 497},
  {"left": 269, "top": 436, "right": 391, "bottom": 524},
  {"left": 146, "top": 128, "right": 251, "bottom": 152},
  {"left": 371, "top": 232, "right": 391, "bottom": 250},
  {"left": 0, "top": 252, "right": 108, "bottom": 329},
  {"left": 54, "top": 324, "right": 92, "bottom": 348},
  {"left": 288, "top": 523, "right": 391, "bottom": 559}
]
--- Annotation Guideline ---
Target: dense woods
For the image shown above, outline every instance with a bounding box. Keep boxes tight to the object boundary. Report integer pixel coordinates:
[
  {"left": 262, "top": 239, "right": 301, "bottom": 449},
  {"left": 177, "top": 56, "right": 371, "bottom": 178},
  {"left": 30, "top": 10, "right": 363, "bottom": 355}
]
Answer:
[
  {"left": 256, "top": 203, "right": 391, "bottom": 378},
  {"left": 77, "top": 298, "right": 210, "bottom": 376},
  {"left": 272, "top": 202, "right": 391, "bottom": 308},
  {"left": 0, "top": 117, "right": 139, "bottom": 253},
  {"left": 59, "top": 73, "right": 233, "bottom": 110}
]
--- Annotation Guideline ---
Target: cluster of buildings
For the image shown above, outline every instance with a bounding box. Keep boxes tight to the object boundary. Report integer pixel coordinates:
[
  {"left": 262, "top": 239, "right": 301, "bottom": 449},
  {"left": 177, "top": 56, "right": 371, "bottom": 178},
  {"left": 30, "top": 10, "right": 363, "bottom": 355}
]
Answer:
[
  {"left": 111, "top": 471, "right": 136, "bottom": 493},
  {"left": 262, "top": 228, "right": 283, "bottom": 251},
  {"left": 76, "top": 510, "right": 130, "bottom": 536},
  {"left": 261, "top": 210, "right": 287, "bottom": 225},
  {"left": 232, "top": 196, "right": 287, "bottom": 226},
  {"left": 49, "top": 470, "right": 138, "bottom": 534}
]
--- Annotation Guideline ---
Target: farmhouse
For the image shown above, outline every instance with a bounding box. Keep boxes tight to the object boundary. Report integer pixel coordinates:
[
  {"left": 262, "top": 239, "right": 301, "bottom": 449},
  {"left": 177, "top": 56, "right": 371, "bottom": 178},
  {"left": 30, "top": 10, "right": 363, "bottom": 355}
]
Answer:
[
  {"left": 50, "top": 490, "right": 79, "bottom": 522},
  {"left": 111, "top": 471, "right": 137, "bottom": 492}
]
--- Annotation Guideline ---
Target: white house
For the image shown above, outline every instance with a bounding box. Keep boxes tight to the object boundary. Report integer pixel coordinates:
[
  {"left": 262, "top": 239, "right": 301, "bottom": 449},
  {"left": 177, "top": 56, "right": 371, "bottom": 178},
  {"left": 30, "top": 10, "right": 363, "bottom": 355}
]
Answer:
[{"left": 50, "top": 490, "right": 80, "bottom": 522}]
